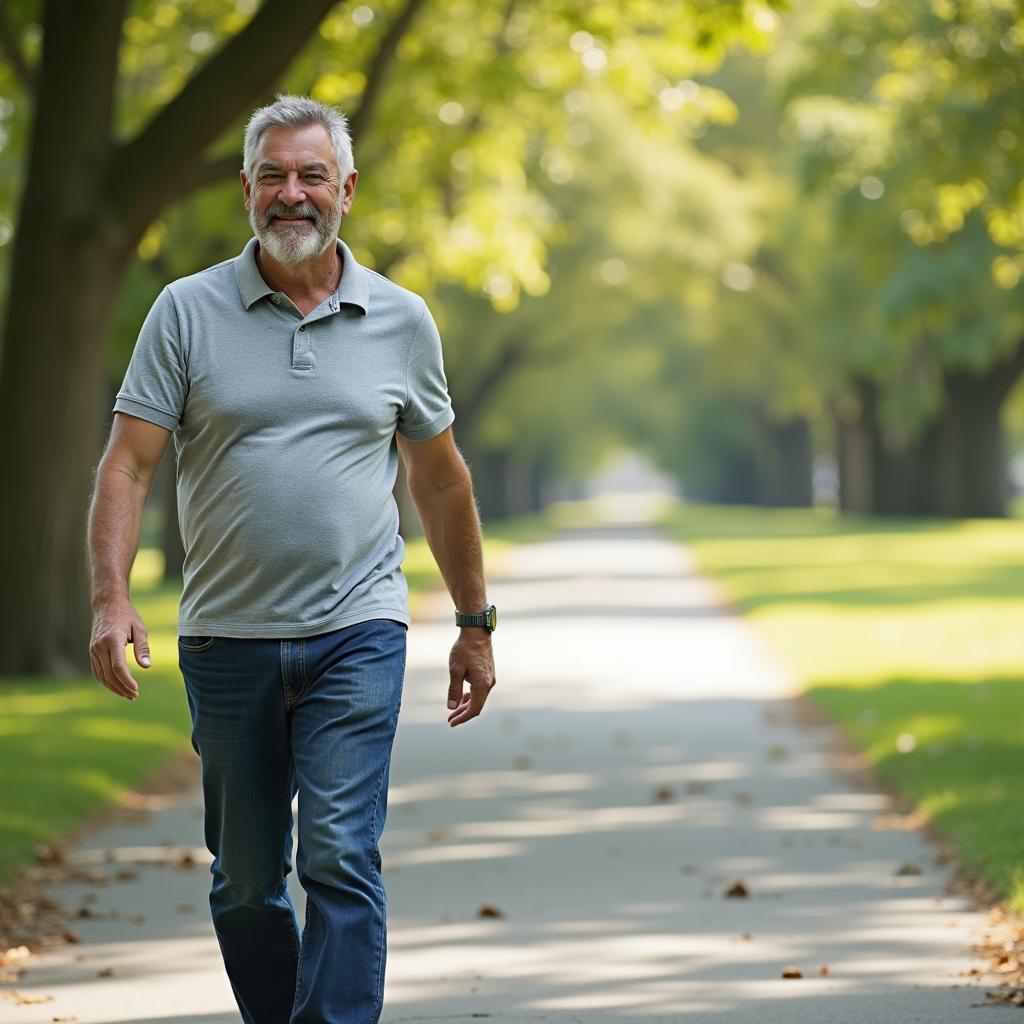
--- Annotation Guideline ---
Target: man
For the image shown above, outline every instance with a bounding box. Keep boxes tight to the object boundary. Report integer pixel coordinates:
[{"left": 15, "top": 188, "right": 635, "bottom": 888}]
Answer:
[{"left": 87, "top": 95, "right": 497, "bottom": 1024}]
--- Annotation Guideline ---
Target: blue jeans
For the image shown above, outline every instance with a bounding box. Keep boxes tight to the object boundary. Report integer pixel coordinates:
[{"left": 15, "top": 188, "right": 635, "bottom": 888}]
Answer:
[{"left": 178, "top": 618, "right": 408, "bottom": 1024}]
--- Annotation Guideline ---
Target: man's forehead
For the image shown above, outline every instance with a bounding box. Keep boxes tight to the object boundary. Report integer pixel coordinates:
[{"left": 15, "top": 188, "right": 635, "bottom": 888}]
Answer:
[{"left": 254, "top": 124, "right": 337, "bottom": 169}]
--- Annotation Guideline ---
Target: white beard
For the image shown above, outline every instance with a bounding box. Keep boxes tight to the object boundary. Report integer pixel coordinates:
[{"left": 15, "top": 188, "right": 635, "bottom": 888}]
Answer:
[{"left": 249, "top": 197, "right": 344, "bottom": 265}]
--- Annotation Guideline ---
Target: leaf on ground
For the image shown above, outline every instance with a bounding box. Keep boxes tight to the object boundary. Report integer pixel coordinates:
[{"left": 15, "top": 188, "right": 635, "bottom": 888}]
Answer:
[
  {"left": 512, "top": 755, "right": 532, "bottom": 770},
  {"left": 60, "top": 930, "right": 81, "bottom": 944},
  {"left": 115, "top": 868, "right": 139, "bottom": 882},
  {"left": 724, "top": 881, "right": 750, "bottom": 899},
  {"left": 425, "top": 828, "right": 446, "bottom": 842},
  {"left": 34, "top": 845, "right": 65, "bottom": 867},
  {"left": 782, "top": 966, "right": 804, "bottom": 979},
  {"left": 819, "top": 965, "right": 830, "bottom": 975},
  {"left": 97, "top": 967, "right": 114, "bottom": 977},
  {"left": 652, "top": 785, "right": 675, "bottom": 802},
  {"left": 3, "top": 989, "right": 54, "bottom": 1005},
  {"left": 766, "top": 745, "right": 789, "bottom": 761},
  {"left": 733, "top": 791, "right": 754, "bottom": 805},
  {"left": 476, "top": 904, "right": 504, "bottom": 918},
  {"left": 896, "top": 860, "right": 922, "bottom": 876},
  {"left": 177, "top": 852, "right": 198, "bottom": 869}
]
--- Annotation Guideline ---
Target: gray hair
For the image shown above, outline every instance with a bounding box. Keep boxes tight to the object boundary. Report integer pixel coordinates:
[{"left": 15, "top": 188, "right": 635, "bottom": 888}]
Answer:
[{"left": 243, "top": 94, "right": 355, "bottom": 182}]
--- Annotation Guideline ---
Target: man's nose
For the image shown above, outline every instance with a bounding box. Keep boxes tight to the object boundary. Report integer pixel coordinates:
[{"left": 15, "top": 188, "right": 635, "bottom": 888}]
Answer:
[{"left": 278, "top": 172, "right": 306, "bottom": 204}]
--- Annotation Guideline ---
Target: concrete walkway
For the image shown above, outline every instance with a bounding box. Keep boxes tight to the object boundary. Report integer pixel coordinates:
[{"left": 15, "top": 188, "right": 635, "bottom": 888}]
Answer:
[{"left": 2, "top": 500, "right": 1015, "bottom": 1023}]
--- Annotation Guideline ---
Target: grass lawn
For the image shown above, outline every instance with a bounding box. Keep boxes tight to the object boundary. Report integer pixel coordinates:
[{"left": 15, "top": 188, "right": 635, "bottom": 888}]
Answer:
[
  {"left": 0, "top": 510, "right": 556, "bottom": 888},
  {"left": 662, "top": 502, "right": 1024, "bottom": 914}
]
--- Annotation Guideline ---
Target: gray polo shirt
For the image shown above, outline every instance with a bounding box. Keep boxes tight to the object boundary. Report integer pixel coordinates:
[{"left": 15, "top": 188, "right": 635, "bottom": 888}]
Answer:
[{"left": 113, "top": 236, "right": 455, "bottom": 638}]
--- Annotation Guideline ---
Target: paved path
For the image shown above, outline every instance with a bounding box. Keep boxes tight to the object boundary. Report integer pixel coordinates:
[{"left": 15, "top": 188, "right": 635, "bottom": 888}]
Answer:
[{"left": 2, "top": 502, "right": 1015, "bottom": 1023}]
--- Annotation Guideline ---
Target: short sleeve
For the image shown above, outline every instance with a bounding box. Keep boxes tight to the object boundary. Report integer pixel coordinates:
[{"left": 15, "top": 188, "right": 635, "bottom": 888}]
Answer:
[
  {"left": 397, "top": 301, "right": 456, "bottom": 440},
  {"left": 112, "top": 287, "right": 187, "bottom": 431}
]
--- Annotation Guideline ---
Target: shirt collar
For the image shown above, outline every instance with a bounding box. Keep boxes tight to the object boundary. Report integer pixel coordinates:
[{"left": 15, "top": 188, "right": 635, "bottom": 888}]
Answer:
[{"left": 234, "top": 235, "right": 370, "bottom": 315}]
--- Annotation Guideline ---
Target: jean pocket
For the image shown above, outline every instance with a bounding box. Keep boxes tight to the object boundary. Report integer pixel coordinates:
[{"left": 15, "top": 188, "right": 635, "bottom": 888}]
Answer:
[{"left": 178, "top": 635, "right": 217, "bottom": 652}]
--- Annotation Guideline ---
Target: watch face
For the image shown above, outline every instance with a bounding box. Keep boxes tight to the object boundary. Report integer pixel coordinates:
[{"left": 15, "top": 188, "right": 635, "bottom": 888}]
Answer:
[{"left": 487, "top": 605, "right": 497, "bottom": 630}]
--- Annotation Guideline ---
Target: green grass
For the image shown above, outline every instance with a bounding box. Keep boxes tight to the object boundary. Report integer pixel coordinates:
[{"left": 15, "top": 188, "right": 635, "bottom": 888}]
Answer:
[
  {"left": 0, "top": 511, "right": 558, "bottom": 887},
  {"left": 662, "top": 502, "right": 1024, "bottom": 913}
]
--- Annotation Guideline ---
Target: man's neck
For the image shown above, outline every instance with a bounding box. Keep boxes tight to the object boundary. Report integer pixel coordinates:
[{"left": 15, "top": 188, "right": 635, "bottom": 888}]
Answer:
[{"left": 255, "top": 241, "right": 342, "bottom": 302}]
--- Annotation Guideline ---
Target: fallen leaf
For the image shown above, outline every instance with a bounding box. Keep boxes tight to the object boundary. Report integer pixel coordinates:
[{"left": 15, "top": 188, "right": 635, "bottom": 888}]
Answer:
[
  {"left": 34, "top": 845, "right": 65, "bottom": 867},
  {"left": 512, "top": 755, "right": 532, "bottom": 770},
  {"left": 896, "top": 860, "right": 922, "bottom": 876},
  {"left": 819, "top": 965, "right": 830, "bottom": 975},
  {"left": 652, "top": 785, "right": 674, "bottom": 802},
  {"left": 724, "top": 881, "right": 750, "bottom": 899},
  {"left": 52, "top": 1016, "right": 78, "bottom": 1022},
  {"left": 61, "top": 930, "right": 81, "bottom": 944},
  {"left": 782, "top": 967, "right": 803, "bottom": 979},
  {"left": 476, "top": 904, "right": 504, "bottom": 918},
  {"left": 115, "top": 868, "right": 139, "bottom": 882},
  {"left": 97, "top": 966, "right": 114, "bottom": 977},
  {"left": 733, "top": 791, "right": 754, "bottom": 805},
  {"left": 3, "top": 990, "right": 54, "bottom": 1005},
  {"left": 766, "top": 745, "right": 789, "bottom": 761},
  {"left": 177, "top": 852, "right": 198, "bottom": 869},
  {"left": 425, "top": 828, "right": 446, "bottom": 842}
]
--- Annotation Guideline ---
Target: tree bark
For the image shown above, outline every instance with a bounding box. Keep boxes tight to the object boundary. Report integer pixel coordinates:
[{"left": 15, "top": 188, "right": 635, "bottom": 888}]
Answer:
[{"left": 0, "top": 0, "right": 129, "bottom": 674}]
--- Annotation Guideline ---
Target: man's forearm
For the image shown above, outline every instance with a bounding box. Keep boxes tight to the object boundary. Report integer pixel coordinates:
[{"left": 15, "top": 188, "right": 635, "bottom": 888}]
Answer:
[
  {"left": 413, "top": 475, "right": 487, "bottom": 612},
  {"left": 88, "top": 462, "right": 149, "bottom": 606}
]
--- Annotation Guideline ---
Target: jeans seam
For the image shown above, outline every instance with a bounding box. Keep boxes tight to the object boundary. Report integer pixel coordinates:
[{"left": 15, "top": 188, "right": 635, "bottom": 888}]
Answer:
[
  {"left": 295, "top": 639, "right": 310, "bottom": 701},
  {"left": 280, "top": 640, "right": 293, "bottom": 707},
  {"left": 367, "top": 731, "right": 393, "bottom": 1023}
]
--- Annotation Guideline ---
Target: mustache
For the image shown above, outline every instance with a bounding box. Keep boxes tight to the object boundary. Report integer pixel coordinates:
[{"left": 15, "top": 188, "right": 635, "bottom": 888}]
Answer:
[{"left": 262, "top": 202, "right": 321, "bottom": 226}]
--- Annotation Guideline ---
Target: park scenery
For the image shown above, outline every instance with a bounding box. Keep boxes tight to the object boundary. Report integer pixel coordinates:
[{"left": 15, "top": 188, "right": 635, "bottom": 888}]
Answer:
[{"left": 2, "top": 1, "right": 1024, "bottom": 1022}]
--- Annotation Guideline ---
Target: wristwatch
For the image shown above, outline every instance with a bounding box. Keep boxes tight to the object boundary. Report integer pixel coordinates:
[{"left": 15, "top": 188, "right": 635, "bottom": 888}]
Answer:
[{"left": 455, "top": 603, "right": 497, "bottom": 632}]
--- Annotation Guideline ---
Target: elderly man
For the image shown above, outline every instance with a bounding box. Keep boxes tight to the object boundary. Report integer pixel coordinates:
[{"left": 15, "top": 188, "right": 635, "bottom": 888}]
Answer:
[{"left": 87, "top": 95, "right": 497, "bottom": 1024}]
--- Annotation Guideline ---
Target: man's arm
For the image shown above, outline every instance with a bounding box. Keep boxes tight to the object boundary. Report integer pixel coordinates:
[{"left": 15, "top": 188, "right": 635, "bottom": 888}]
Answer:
[
  {"left": 87, "top": 413, "right": 172, "bottom": 701},
  {"left": 397, "top": 426, "right": 496, "bottom": 728}
]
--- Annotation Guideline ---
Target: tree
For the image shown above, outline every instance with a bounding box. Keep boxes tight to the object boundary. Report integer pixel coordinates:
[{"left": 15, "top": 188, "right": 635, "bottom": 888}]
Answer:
[{"left": 778, "top": 0, "right": 1024, "bottom": 515}]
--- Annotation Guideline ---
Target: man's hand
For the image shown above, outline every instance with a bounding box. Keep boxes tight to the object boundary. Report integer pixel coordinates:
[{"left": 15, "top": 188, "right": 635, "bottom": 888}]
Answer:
[
  {"left": 89, "top": 595, "right": 151, "bottom": 701},
  {"left": 447, "top": 630, "right": 496, "bottom": 727}
]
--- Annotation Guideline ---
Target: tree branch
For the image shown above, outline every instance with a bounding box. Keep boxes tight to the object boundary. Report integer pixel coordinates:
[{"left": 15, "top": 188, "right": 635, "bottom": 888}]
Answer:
[
  {"left": 347, "top": 0, "right": 428, "bottom": 146},
  {"left": 113, "top": 0, "right": 343, "bottom": 233},
  {"left": 0, "top": 0, "right": 34, "bottom": 92}
]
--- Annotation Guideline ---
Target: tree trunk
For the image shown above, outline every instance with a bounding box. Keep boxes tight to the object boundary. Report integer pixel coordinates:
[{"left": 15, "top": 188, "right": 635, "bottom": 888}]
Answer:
[
  {"left": 834, "top": 389, "right": 873, "bottom": 515},
  {"left": 0, "top": 0, "right": 129, "bottom": 675},
  {"left": 937, "top": 348, "right": 1023, "bottom": 517},
  {"left": 755, "top": 414, "right": 813, "bottom": 508}
]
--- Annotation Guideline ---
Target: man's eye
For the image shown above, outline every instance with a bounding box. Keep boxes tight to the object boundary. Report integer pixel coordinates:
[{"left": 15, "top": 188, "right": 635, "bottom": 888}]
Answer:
[{"left": 304, "top": 175, "right": 324, "bottom": 182}]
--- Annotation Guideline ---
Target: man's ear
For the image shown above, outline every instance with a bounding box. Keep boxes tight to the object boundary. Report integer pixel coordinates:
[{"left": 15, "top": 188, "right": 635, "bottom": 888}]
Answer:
[{"left": 240, "top": 169, "right": 251, "bottom": 212}]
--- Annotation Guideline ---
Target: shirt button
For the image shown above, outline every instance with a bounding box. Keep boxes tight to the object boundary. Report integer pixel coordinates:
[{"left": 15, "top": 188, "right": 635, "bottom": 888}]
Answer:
[
  {"left": 272, "top": 296, "right": 281, "bottom": 305},
  {"left": 298, "top": 325, "right": 306, "bottom": 332}
]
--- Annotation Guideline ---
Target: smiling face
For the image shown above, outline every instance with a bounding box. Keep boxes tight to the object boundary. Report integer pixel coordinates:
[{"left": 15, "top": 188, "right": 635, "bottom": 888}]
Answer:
[{"left": 241, "top": 123, "right": 357, "bottom": 265}]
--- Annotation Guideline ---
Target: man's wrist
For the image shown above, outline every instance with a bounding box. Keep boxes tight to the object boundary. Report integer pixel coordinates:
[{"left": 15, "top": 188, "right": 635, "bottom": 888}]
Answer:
[{"left": 454, "top": 602, "right": 496, "bottom": 632}]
